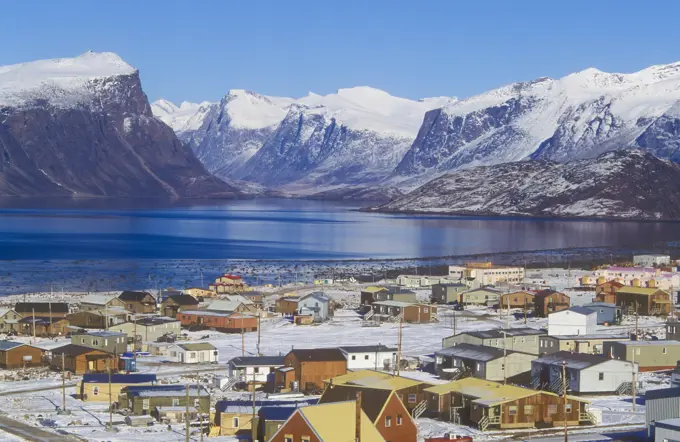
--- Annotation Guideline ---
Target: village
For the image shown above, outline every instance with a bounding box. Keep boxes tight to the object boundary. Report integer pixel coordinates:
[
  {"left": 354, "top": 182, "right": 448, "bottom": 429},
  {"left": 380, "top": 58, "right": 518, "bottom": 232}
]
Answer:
[{"left": 0, "top": 255, "right": 679, "bottom": 441}]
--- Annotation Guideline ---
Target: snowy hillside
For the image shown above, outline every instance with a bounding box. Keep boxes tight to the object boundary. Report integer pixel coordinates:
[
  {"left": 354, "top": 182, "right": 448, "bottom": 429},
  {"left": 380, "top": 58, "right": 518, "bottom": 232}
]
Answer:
[
  {"left": 395, "top": 62, "right": 680, "bottom": 178},
  {"left": 373, "top": 150, "right": 680, "bottom": 220},
  {"left": 151, "top": 99, "right": 213, "bottom": 134}
]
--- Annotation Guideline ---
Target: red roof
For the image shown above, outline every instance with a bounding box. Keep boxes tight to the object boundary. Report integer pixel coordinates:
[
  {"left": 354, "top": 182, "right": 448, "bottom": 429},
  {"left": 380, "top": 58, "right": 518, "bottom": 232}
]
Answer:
[{"left": 222, "top": 274, "right": 242, "bottom": 280}]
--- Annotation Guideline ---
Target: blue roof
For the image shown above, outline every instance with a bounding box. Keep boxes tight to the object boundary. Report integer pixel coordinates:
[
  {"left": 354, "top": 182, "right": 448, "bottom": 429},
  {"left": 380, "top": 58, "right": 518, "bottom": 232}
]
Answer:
[
  {"left": 0, "top": 341, "right": 25, "bottom": 351},
  {"left": 583, "top": 302, "right": 619, "bottom": 309},
  {"left": 83, "top": 373, "right": 156, "bottom": 384},
  {"left": 215, "top": 399, "right": 318, "bottom": 414},
  {"left": 258, "top": 406, "right": 298, "bottom": 421},
  {"left": 565, "top": 306, "right": 596, "bottom": 316}
]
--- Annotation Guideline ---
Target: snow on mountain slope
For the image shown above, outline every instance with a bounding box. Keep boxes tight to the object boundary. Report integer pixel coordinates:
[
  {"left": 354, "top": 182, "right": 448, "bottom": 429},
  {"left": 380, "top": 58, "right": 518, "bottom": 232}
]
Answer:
[
  {"left": 151, "top": 99, "right": 213, "bottom": 133},
  {"left": 395, "top": 62, "right": 680, "bottom": 178},
  {"left": 375, "top": 150, "right": 680, "bottom": 220},
  {"left": 0, "top": 51, "right": 135, "bottom": 108}
]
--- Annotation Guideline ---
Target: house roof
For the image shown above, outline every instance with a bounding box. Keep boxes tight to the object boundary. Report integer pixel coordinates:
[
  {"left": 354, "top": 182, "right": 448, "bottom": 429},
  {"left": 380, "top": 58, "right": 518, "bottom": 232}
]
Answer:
[
  {"left": 300, "top": 292, "right": 330, "bottom": 303},
  {"left": 206, "top": 299, "right": 246, "bottom": 312},
  {"left": 319, "top": 384, "right": 393, "bottom": 422},
  {"left": 535, "top": 289, "right": 569, "bottom": 299},
  {"left": 131, "top": 316, "right": 179, "bottom": 326},
  {"left": 14, "top": 302, "right": 69, "bottom": 314},
  {"left": 372, "top": 300, "right": 414, "bottom": 308},
  {"left": 72, "top": 330, "right": 126, "bottom": 338},
  {"left": 551, "top": 306, "right": 595, "bottom": 316},
  {"left": 52, "top": 344, "right": 111, "bottom": 357},
  {"left": 289, "top": 348, "right": 346, "bottom": 362},
  {"left": 165, "top": 294, "right": 199, "bottom": 306},
  {"left": 176, "top": 343, "right": 216, "bottom": 352},
  {"left": 646, "top": 387, "right": 680, "bottom": 400},
  {"left": 598, "top": 280, "right": 624, "bottom": 288},
  {"left": 582, "top": 302, "right": 619, "bottom": 309},
  {"left": 327, "top": 370, "right": 429, "bottom": 390},
  {"left": 124, "top": 385, "right": 209, "bottom": 398},
  {"left": 362, "top": 286, "right": 389, "bottom": 294},
  {"left": 532, "top": 351, "right": 615, "bottom": 370},
  {"left": 181, "top": 310, "right": 232, "bottom": 317},
  {"left": 80, "top": 294, "right": 120, "bottom": 306},
  {"left": 0, "top": 341, "right": 25, "bottom": 351},
  {"left": 543, "top": 333, "right": 628, "bottom": 341},
  {"left": 436, "top": 283, "right": 468, "bottom": 288},
  {"left": 216, "top": 399, "right": 318, "bottom": 415},
  {"left": 295, "top": 401, "right": 385, "bottom": 442},
  {"left": 229, "top": 356, "right": 285, "bottom": 368},
  {"left": 82, "top": 373, "right": 156, "bottom": 384},
  {"left": 617, "top": 287, "right": 667, "bottom": 296},
  {"left": 338, "top": 345, "right": 397, "bottom": 354},
  {"left": 461, "top": 328, "right": 546, "bottom": 340},
  {"left": 463, "top": 287, "right": 502, "bottom": 295},
  {"left": 613, "top": 340, "right": 680, "bottom": 347},
  {"left": 384, "top": 286, "right": 416, "bottom": 295},
  {"left": 220, "top": 274, "right": 242, "bottom": 280},
  {"left": 118, "top": 291, "right": 155, "bottom": 302},
  {"left": 502, "top": 291, "right": 535, "bottom": 297},
  {"left": 258, "top": 406, "right": 299, "bottom": 421},
  {"left": 435, "top": 344, "right": 512, "bottom": 362},
  {"left": 655, "top": 418, "right": 680, "bottom": 431}
]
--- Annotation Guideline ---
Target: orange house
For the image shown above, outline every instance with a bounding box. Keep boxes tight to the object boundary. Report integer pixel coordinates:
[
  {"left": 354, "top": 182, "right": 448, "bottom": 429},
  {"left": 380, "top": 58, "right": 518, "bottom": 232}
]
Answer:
[{"left": 178, "top": 311, "right": 258, "bottom": 333}]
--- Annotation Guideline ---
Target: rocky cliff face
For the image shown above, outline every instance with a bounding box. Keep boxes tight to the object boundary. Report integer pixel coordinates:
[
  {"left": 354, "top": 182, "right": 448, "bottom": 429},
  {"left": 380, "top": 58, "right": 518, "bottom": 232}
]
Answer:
[
  {"left": 0, "top": 52, "right": 238, "bottom": 197},
  {"left": 374, "top": 150, "right": 680, "bottom": 220}
]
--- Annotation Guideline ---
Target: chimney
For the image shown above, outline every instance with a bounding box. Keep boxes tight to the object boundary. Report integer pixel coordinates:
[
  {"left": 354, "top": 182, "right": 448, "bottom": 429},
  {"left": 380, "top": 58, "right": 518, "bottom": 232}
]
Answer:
[{"left": 355, "top": 392, "right": 362, "bottom": 442}]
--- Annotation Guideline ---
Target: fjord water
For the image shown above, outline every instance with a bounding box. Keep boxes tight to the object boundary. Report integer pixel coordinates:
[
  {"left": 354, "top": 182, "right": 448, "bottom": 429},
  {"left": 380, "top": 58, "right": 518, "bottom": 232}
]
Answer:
[{"left": 0, "top": 198, "right": 679, "bottom": 261}]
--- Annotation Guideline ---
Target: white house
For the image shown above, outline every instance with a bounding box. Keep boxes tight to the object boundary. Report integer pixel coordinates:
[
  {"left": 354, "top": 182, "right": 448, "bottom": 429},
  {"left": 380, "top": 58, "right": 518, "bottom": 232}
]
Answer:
[
  {"left": 634, "top": 254, "right": 671, "bottom": 268},
  {"left": 167, "top": 342, "right": 218, "bottom": 364},
  {"left": 531, "top": 351, "right": 637, "bottom": 394},
  {"left": 548, "top": 306, "right": 597, "bottom": 336},
  {"left": 227, "top": 355, "right": 285, "bottom": 384},
  {"left": 339, "top": 345, "right": 397, "bottom": 371},
  {"left": 297, "top": 292, "right": 331, "bottom": 322}
]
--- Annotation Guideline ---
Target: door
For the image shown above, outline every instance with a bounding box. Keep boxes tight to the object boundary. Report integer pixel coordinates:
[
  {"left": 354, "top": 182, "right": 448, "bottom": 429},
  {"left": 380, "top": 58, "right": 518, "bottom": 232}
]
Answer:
[{"left": 88, "top": 360, "right": 95, "bottom": 371}]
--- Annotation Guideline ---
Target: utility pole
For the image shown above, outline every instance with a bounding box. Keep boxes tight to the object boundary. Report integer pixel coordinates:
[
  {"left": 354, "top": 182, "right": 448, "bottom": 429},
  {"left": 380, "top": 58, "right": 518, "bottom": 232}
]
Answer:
[
  {"left": 396, "top": 316, "right": 403, "bottom": 376},
  {"left": 49, "top": 302, "right": 53, "bottom": 336},
  {"left": 241, "top": 319, "right": 245, "bottom": 357},
  {"left": 635, "top": 301, "right": 639, "bottom": 339},
  {"left": 108, "top": 358, "right": 113, "bottom": 429},
  {"left": 257, "top": 311, "right": 261, "bottom": 356},
  {"left": 133, "top": 314, "right": 137, "bottom": 367},
  {"left": 453, "top": 311, "right": 457, "bottom": 334},
  {"left": 355, "top": 391, "right": 362, "bottom": 442},
  {"left": 61, "top": 352, "right": 66, "bottom": 412},
  {"left": 562, "top": 360, "right": 568, "bottom": 442},
  {"left": 632, "top": 350, "right": 637, "bottom": 412},
  {"left": 524, "top": 298, "right": 528, "bottom": 325},
  {"left": 502, "top": 330, "right": 507, "bottom": 385},
  {"left": 32, "top": 308, "right": 36, "bottom": 344},
  {"left": 506, "top": 297, "right": 510, "bottom": 328},
  {"left": 251, "top": 369, "right": 257, "bottom": 441},
  {"left": 185, "top": 384, "right": 190, "bottom": 442}
]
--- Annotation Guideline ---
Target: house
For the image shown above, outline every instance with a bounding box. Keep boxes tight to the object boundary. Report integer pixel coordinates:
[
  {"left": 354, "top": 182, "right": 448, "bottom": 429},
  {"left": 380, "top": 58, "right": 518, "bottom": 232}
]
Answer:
[
  {"left": 79, "top": 293, "right": 126, "bottom": 312},
  {"left": 616, "top": 287, "right": 671, "bottom": 316},
  {"left": 227, "top": 355, "right": 285, "bottom": 386},
  {"left": 461, "top": 288, "right": 502, "bottom": 306},
  {"left": 78, "top": 373, "right": 156, "bottom": 401},
  {"left": 214, "top": 398, "right": 317, "bottom": 438},
  {"left": 448, "top": 263, "right": 525, "bottom": 285},
  {"left": 547, "top": 306, "right": 597, "bottom": 336},
  {"left": 167, "top": 342, "right": 218, "bottom": 364},
  {"left": 431, "top": 283, "right": 468, "bottom": 304},
  {"left": 323, "top": 370, "right": 433, "bottom": 413},
  {"left": 67, "top": 308, "right": 129, "bottom": 329},
  {"left": 360, "top": 286, "right": 390, "bottom": 306},
  {"left": 0, "top": 308, "right": 22, "bottom": 334},
  {"left": 207, "top": 297, "right": 258, "bottom": 315},
  {"left": 275, "top": 296, "right": 300, "bottom": 316},
  {"left": 646, "top": 387, "right": 680, "bottom": 438},
  {"left": 603, "top": 340, "right": 680, "bottom": 371},
  {"left": 581, "top": 302, "right": 621, "bottom": 325},
  {"left": 179, "top": 311, "right": 258, "bottom": 333},
  {"left": 499, "top": 291, "right": 535, "bottom": 309},
  {"left": 531, "top": 351, "right": 637, "bottom": 395},
  {"left": 442, "top": 328, "right": 547, "bottom": 355},
  {"left": 320, "top": 384, "right": 417, "bottom": 442},
  {"left": 71, "top": 330, "right": 128, "bottom": 355},
  {"left": 654, "top": 418, "right": 680, "bottom": 442},
  {"left": 533, "top": 290, "right": 570, "bottom": 317},
  {"left": 117, "top": 291, "right": 157, "bottom": 314},
  {"left": 539, "top": 334, "right": 630, "bottom": 355},
  {"left": 361, "top": 287, "right": 417, "bottom": 307},
  {"left": 210, "top": 274, "right": 247, "bottom": 293},
  {"left": 275, "top": 348, "right": 347, "bottom": 393},
  {"left": 423, "top": 377, "right": 592, "bottom": 430},
  {"left": 634, "top": 254, "right": 671, "bottom": 267},
  {"left": 371, "top": 301, "right": 437, "bottom": 323},
  {"left": 338, "top": 345, "right": 397, "bottom": 372},
  {"left": 19, "top": 317, "right": 70, "bottom": 336},
  {"left": 255, "top": 405, "right": 311, "bottom": 442},
  {"left": 14, "top": 302, "right": 69, "bottom": 318},
  {"left": 118, "top": 384, "right": 210, "bottom": 416},
  {"left": 435, "top": 344, "right": 534, "bottom": 383},
  {"left": 184, "top": 287, "right": 216, "bottom": 299},
  {"left": 667, "top": 319, "right": 680, "bottom": 341},
  {"left": 160, "top": 294, "right": 199, "bottom": 318},
  {"left": 268, "top": 400, "right": 386, "bottom": 442},
  {"left": 297, "top": 292, "right": 331, "bottom": 322},
  {"left": 50, "top": 344, "right": 119, "bottom": 374},
  {"left": 594, "top": 280, "right": 624, "bottom": 304},
  {"left": 108, "top": 316, "right": 181, "bottom": 344},
  {"left": 0, "top": 341, "right": 42, "bottom": 368}
]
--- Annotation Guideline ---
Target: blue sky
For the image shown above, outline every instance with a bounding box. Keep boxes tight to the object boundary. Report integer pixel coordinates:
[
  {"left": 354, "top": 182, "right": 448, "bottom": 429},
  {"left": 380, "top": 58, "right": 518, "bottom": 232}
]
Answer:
[{"left": 1, "top": 0, "right": 679, "bottom": 103}]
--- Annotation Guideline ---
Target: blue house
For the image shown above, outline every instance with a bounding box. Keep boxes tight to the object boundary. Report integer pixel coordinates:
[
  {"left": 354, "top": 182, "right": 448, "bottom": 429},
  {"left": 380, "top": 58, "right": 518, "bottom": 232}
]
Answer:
[
  {"left": 582, "top": 302, "right": 621, "bottom": 325},
  {"left": 297, "top": 292, "right": 331, "bottom": 322}
]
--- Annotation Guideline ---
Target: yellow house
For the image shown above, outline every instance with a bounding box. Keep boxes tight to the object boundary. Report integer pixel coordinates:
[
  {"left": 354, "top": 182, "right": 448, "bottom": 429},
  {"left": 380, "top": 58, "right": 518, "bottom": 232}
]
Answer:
[
  {"left": 216, "top": 405, "right": 256, "bottom": 437},
  {"left": 78, "top": 373, "right": 156, "bottom": 402},
  {"left": 185, "top": 287, "right": 216, "bottom": 299}
]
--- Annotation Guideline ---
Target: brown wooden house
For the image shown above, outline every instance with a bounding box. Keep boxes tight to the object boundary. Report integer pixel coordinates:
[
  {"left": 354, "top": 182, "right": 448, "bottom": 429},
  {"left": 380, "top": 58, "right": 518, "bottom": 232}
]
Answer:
[
  {"left": 533, "top": 290, "right": 570, "bottom": 317},
  {"left": 67, "top": 309, "right": 128, "bottom": 329},
  {"left": 499, "top": 291, "right": 535, "bottom": 309},
  {"left": 178, "top": 311, "right": 258, "bottom": 333},
  {"left": 50, "top": 344, "right": 119, "bottom": 374},
  {"left": 0, "top": 341, "right": 43, "bottom": 368},
  {"left": 275, "top": 348, "right": 346, "bottom": 393},
  {"left": 118, "top": 291, "right": 157, "bottom": 314},
  {"left": 275, "top": 296, "right": 300, "bottom": 316},
  {"left": 595, "top": 280, "right": 624, "bottom": 304},
  {"left": 161, "top": 294, "right": 199, "bottom": 318},
  {"left": 320, "top": 384, "right": 417, "bottom": 442},
  {"left": 14, "top": 302, "right": 69, "bottom": 318},
  {"left": 616, "top": 287, "right": 671, "bottom": 315},
  {"left": 371, "top": 301, "right": 437, "bottom": 323},
  {"left": 424, "top": 378, "right": 592, "bottom": 430},
  {"left": 19, "top": 317, "right": 70, "bottom": 336}
]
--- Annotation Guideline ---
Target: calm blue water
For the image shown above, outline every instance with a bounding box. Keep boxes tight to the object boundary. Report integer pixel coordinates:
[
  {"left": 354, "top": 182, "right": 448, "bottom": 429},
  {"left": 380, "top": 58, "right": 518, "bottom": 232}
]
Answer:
[{"left": 0, "top": 197, "right": 679, "bottom": 294}]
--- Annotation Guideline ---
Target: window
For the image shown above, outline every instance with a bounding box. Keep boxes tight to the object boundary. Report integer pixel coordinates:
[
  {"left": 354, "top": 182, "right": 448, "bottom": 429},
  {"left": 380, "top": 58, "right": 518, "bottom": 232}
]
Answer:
[
  {"left": 423, "top": 308, "right": 429, "bottom": 313},
  {"left": 351, "top": 355, "right": 356, "bottom": 360},
  {"left": 194, "top": 398, "right": 200, "bottom": 407},
  {"left": 565, "top": 404, "right": 572, "bottom": 413},
  {"left": 93, "top": 386, "right": 99, "bottom": 396},
  {"left": 524, "top": 405, "right": 533, "bottom": 415},
  {"left": 172, "top": 398, "right": 179, "bottom": 406},
  {"left": 396, "top": 414, "right": 403, "bottom": 426},
  {"left": 548, "top": 404, "right": 557, "bottom": 415},
  {"left": 142, "top": 399, "right": 150, "bottom": 410},
  {"left": 508, "top": 406, "right": 517, "bottom": 416},
  {"left": 284, "top": 436, "right": 293, "bottom": 442},
  {"left": 663, "top": 347, "right": 668, "bottom": 354},
  {"left": 233, "top": 417, "right": 240, "bottom": 428},
  {"left": 364, "top": 355, "right": 369, "bottom": 360},
  {"left": 302, "top": 437, "right": 311, "bottom": 442},
  {"left": 598, "top": 372, "right": 604, "bottom": 381},
  {"left": 385, "top": 416, "right": 392, "bottom": 427},
  {"left": 408, "top": 394, "right": 417, "bottom": 404},
  {"left": 636, "top": 348, "right": 641, "bottom": 355}
]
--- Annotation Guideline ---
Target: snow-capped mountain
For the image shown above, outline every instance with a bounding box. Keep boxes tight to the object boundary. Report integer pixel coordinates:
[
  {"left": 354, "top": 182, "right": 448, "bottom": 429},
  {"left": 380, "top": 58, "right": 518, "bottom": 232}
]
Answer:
[
  {"left": 151, "top": 99, "right": 213, "bottom": 135},
  {"left": 373, "top": 150, "right": 680, "bottom": 220},
  {"left": 395, "top": 62, "right": 680, "bottom": 179},
  {"left": 0, "top": 52, "right": 237, "bottom": 197},
  {"left": 154, "top": 87, "right": 452, "bottom": 186}
]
